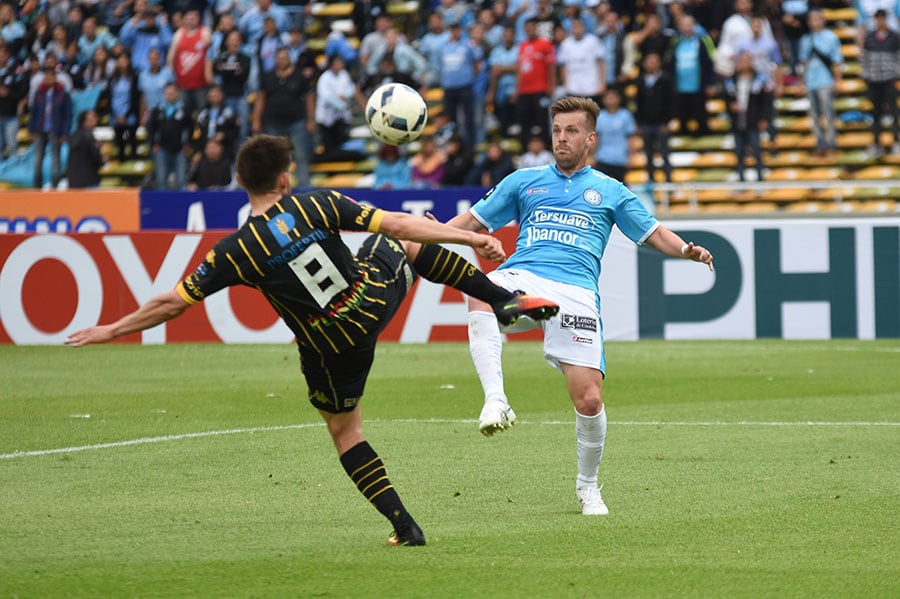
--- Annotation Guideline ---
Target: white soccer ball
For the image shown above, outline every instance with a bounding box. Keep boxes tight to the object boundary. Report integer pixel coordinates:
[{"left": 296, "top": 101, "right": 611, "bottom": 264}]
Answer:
[{"left": 365, "top": 83, "right": 428, "bottom": 146}]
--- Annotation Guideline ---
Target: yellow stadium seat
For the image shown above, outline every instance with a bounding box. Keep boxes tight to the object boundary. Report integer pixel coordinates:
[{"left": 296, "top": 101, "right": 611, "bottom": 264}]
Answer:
[
  {"left": 852, "top": 165, "right": 900, "bottom": 179},
  {"left": 835, "top": 25, "right": 858, "bottom": 40},
  {"left": 856, "top": 199, "right": 897, "bottom": 212},
  {"left": 837, "top": 131, "right": 872, "bottom": 149},
  {"left": 849, "top": 185, "right": 900, "bottom": 199},
  {"left": 823, "top": 8, "right": 858, "bottom": 23},
  {"left": 841, "top": 44, "right": 860, "bottom": 60},
  {"left": 740, "top": 201, "right": 779, "bottom": 212},
  {"left": 837, "top": 79, "right": 865, "bottom": 94},
  {"left": 812, "top": 187, "right": 854, "bottom": 201},
  {"left": 424, "top": 88, "right": 444, "bottom": 102},
  {"left": 694, "top": 189, "right": 732, "bottom": 203},
  {"left": 699, "top": 202, "right": 742, "bottom": 212},
  {"left": 784, "top": 200, "right": 831, "bottom": 213},
  {"left": 387, "top": 1, "right": 420, "bottom": 15},
  {"left": 310, "top": 161, "right": 358, "bottom": 173},
  {"left": 624, "top": 170, "right": 647, "bottom": 185},
  {"left": 310, "top": 2, "right": 354, "bottom": 17},
  {"left": 319, "top": 173, "right": 365, "bottom": 187},
  {"left": 662, "top": 203, "right": 698, "bottom": 215},
  {"left": 672, "top": 169, "right": 699, "bottom": 183},
  {"left": 691, "top": 152, "right": 737, "bottom": 168},
  {"left": 764, "top": 187, "right": 811, "bottom": 202},
  {"left": 766, "top": 150, "right": 811, "bottom": 168}
]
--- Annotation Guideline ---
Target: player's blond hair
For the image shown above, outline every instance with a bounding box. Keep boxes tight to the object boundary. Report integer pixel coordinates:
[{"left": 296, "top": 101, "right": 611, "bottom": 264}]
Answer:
[{"left": 550, "top": 96, "right": 600, "bottom": 131}]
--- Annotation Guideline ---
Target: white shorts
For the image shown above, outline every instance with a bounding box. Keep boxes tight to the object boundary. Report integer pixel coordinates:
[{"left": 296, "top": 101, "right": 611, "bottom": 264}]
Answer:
[{"left": 487, "top": 268, "right": 606, "bottom": 374}]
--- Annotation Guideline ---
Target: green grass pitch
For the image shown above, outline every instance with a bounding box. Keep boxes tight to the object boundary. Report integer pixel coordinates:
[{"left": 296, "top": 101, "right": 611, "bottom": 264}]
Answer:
[{"left": 1, "top": 340, "right": 898, "bottom": 598}]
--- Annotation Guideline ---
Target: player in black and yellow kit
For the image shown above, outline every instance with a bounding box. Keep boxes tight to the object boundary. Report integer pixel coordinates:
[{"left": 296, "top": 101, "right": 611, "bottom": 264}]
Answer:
[{"left": 66, "top": 134, "right": 558, "bottom": 546}]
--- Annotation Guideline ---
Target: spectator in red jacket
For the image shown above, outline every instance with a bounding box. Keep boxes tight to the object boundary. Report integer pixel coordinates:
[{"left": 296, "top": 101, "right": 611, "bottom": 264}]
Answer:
[{"left": 516, "top": 17, "right": 556, "bottom": 147}]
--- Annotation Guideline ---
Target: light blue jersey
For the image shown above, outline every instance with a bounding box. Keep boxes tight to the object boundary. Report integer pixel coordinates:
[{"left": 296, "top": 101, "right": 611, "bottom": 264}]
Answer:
[{"left": 470, "top": 164, "right": 659, "bottom": 292}]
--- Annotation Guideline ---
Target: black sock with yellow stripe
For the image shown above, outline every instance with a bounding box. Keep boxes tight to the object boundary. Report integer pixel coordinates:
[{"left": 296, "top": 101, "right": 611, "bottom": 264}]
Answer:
[
  {"left": 412, "top": 244, "right": 514, "bottom": 305},
  {"left": 340, "top": 441, "right": 408, "bottom": 526}
]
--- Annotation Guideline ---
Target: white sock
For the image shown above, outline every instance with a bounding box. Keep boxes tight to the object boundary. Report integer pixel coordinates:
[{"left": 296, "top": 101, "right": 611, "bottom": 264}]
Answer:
[
  {"left": 468, "top": 311, "right": 506, "bottom": 403},
  {"left": 575, "top": 407, "right": 606, "bottom": 488}
]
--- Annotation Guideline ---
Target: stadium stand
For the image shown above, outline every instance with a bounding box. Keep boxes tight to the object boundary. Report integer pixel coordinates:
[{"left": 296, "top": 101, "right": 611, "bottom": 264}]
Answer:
[
  {"left": 640, "top": 6, "right": 900, "bottom": 215},
  {"left": 0, "top": 2, "right": 898, "bottom": 216}
]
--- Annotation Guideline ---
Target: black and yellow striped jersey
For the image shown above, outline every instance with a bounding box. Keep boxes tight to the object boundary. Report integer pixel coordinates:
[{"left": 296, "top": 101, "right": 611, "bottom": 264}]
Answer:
[{"left": 177, "top": 189, "right": 392, "bottom": 353}]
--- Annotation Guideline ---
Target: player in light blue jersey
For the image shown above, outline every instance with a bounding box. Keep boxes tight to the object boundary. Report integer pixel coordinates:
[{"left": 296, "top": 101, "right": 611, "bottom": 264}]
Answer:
[{"left": 446, "top": 96, "right": 715, "bottom": 516}]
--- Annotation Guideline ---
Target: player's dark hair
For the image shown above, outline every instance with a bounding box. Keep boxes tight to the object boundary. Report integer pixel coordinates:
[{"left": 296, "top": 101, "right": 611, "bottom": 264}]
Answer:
[
  {"left": 235, "top": 134, "right": 293, "bottom": 195},
  {"left": 550, "top": 96, "right": 600, "bottom": 132}
]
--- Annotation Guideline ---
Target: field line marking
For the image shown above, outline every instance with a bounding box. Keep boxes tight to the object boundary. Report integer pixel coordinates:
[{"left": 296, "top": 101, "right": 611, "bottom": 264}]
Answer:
[
  {"left": 0, "top": 423, "right": 323, "bottom": 460},
  {"left": 2, "top": 419, "right": 898, "bottom": 460},
  {"left": 537, "top": 420, "right": 900, "bottom": 427}
]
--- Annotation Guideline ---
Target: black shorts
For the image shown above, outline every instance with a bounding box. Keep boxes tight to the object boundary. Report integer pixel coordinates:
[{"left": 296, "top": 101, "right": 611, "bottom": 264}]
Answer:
[{"left": 301, "top": 234, "right": 416, "bottom": 413}]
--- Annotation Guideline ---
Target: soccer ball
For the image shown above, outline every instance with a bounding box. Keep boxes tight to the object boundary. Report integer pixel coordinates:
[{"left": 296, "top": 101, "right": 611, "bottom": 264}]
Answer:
[{"left": 365, "top": 83, "right": 428, "bottom": 146}]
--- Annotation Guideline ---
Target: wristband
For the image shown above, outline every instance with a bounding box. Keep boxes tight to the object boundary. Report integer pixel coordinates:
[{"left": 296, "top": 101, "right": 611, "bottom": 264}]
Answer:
[{"left": 680, "top": 243, "right": 689, "bottom": 256}]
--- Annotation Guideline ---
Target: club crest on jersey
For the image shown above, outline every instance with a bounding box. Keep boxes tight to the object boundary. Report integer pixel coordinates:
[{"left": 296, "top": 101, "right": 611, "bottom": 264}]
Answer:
[
  {"left": 268, "top": 213, "right": 295, "bottom": 247},
  {"left": 583, "top": 189, "right": 602, "bottom": 205}
]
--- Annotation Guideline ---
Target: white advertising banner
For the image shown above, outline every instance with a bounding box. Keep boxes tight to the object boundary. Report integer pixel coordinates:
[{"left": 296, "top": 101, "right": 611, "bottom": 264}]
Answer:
[{"left": 0, "top": 218, "right": 898, "bottom": 344}]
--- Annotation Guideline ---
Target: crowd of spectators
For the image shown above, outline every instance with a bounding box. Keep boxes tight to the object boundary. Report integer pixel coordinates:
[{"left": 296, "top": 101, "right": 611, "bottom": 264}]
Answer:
[{"left": 0, "top": 0, "right": 895, "bottom": 191}]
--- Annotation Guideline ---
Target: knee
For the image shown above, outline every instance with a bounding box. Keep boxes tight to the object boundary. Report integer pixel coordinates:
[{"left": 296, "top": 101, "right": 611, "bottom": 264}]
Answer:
[{"left": 572, "top": 388, "right": 603, "bottom": 416}]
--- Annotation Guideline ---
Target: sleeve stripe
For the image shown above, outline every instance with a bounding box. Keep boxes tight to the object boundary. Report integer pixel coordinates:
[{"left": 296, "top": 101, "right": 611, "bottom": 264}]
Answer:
[
  {"left": 225, "top": 252, "right": 252, "bottom": 284},
  {"left": 238, "top": 237, "right": 265, "bottom": 277},
  {"left": 249, "top": 222, "right": 271, "bottom": 256},
  {"left": 310, "top": 195, "right": 331, "bottom": 229},
  {"left": 469, "top": 209, "right": 493, "bottom": 233},
  {"left": 327, "top": 193, "right": 341, "bottom": 228},
  {"left": 367, "top": 209, "right": 385, "bottom": 233},
  {"left": 637, "top": 221, "right": 661, "bottom": 245},
  {"left": 176, "top": 283, "right": 199, "bottom": 305},
  {"left": 291, "top": 195, "right": 315, "bottom": 229}
]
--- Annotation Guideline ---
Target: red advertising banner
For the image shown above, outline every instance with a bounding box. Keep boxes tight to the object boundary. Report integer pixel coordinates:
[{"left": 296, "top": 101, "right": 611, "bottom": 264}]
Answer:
[
  {"left": 0, "top": 230, "right": 540, "bottom": 345},
  {"left": 0, "top": 190, "right": 141, "bottom": 233}
]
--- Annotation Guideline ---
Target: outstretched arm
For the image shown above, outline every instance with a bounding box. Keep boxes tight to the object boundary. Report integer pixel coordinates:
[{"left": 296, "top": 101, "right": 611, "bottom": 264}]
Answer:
[
  {"left": 445, "top": 210, "right": 485, "bottom": 233},
  {"left": 65, "top": 289, "right": 191, "bottom": 347},
  {"left": 378, "top": 211, "right": 505, "bottom": 262},
  {"left": 645, "top": 225, "right": 715, "bottom": 271}
]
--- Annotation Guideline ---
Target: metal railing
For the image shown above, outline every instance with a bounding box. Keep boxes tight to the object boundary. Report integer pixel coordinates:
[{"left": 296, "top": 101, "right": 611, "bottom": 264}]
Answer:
[{"left": 646, "top": 179, "right": 900, "bottom": 213}]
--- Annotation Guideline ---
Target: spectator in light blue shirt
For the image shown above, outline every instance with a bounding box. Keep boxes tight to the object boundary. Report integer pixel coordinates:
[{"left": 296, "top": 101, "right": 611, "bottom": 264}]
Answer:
[
  {"left": 798, "top": 9, "right": 843, "bottom": 154},
  {"left": 487, "top": 25, "right": 518, "bottom": 137},
  {"left": 438, "top": 0, "right": 475, "bottom": 31},
  {"left": 594, "top": 88, "right": 636, "bottom": 183},
  {"left": 77, "top": 16, "right": 119, "bottom": 66},
  {"left": 256, "top": 16, "right": 287, "bottom": 76},
  {"left": 208, "top": 13, "right": 238, "bottom": 59},
  {"left": 440, "top": 21, "right": 479, "bottom": 147},
  {"left": 214, "top": 0, "right": 255, "bottom": 21},
  {"left": 780, "top": 0, "right": 809, "bottom": 75},
  {"left": 109, "top": 54, "right": 141, "bottom": 161},
  {"left": 561, "top": 1, "right": 597, "bottom": 35},
  {"left": 239, "top": 0, "right": 291, "bottom": 48},
  {"left": 366, "top": 27, "right": 427, "bottom": 81},
  {"left": 507, "top": 0, "right": 537, "bottom": 43},
  {"left": 118, "top": 8, "right": 173, "bottom": 73},
  {"left": 855, "top": 0, "right": 900, "bottom": 35},
  {"left": 0, "top": 3, "right": 26, "bottom": 56},
  {"left": 138, "top": 48, "right": 175, "bottom": 120},
  {"left": 479, "top": 7, "right": 504, "bottom": 51},
  {"left": 419, "top": 13, "right": 451, "bottom": 88},
  {"left": 373, "top": 143, "right": 412, "bottom": 189}
]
